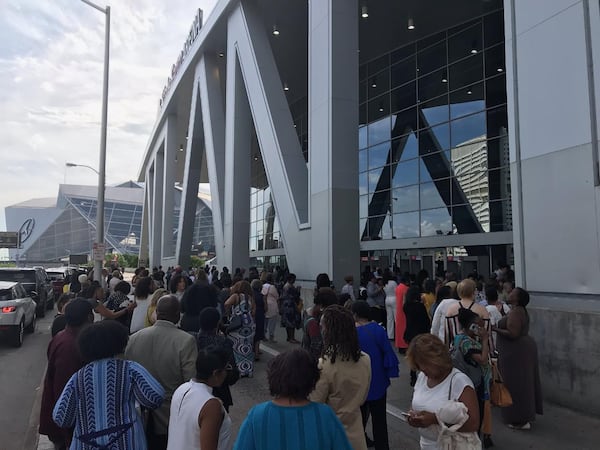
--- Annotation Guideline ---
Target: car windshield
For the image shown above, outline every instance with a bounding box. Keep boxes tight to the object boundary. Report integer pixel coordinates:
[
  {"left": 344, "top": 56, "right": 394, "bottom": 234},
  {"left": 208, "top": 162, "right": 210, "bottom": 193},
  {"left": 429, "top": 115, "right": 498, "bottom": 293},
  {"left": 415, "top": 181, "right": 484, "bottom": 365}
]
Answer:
[
  {"left": 0, "top": 289, "right": 13, "bottom": 301},
  {"left": 0, "top": 271, "right": 36, "bottom": 292},
  {"left": 46, "top": 271, "right": 65, "bottom": 281}
]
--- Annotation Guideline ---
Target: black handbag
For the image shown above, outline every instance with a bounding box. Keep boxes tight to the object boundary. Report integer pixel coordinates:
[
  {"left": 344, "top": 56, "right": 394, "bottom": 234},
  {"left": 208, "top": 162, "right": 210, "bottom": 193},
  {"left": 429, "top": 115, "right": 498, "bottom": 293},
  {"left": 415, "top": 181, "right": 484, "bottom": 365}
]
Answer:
[{"left": 226, "top": 314, "right": 243, "bottom": 333}]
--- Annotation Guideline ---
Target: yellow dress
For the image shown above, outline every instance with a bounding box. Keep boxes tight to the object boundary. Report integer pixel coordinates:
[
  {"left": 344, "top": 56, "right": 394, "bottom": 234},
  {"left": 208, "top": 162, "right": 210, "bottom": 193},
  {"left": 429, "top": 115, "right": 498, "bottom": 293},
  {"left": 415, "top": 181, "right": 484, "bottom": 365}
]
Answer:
[{"left": 422, "top": 293, "right": 436, "bottom": 317}]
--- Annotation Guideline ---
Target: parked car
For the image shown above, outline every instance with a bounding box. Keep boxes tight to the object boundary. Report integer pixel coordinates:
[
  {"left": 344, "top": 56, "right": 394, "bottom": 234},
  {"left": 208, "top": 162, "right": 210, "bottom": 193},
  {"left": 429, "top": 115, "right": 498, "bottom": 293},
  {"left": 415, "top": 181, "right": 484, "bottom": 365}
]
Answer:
[
  {"left": 0, "top": 281, "right": 36, "bottom": 347},
  {"left": 0, "top": 268, "right": 54, "bottom": 317},
  {"left": 46, "top": 268, "right": 67, "bottom": 299}
]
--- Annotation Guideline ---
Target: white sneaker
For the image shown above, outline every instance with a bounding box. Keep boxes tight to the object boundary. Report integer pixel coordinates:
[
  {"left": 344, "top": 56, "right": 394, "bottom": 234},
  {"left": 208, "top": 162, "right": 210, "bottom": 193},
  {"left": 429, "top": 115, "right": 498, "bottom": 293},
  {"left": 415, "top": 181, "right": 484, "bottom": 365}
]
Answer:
[{"left": 508, "top": 422, "right": 531, "bottom": 430}]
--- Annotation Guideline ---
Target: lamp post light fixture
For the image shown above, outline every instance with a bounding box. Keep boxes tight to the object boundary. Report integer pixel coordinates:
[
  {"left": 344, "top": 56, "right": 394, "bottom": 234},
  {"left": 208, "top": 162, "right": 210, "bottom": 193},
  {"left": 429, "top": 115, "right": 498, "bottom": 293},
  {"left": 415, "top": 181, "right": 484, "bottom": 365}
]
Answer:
[
  {"left": 65, "top": 162, "right": 100, "bottom": 175},
  {"left": 80, "top": 0, "right": 110, "bottom": 285}
]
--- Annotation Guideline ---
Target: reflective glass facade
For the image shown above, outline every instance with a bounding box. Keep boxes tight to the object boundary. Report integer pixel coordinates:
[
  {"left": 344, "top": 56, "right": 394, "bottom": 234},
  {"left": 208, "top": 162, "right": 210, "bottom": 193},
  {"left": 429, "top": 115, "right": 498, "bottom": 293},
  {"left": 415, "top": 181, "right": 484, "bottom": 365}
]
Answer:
[
  {"left": 249, "top": 9, "right": 510, "bottom": 271},
  {"left": 359, "top": 10, "right": 511, "bottom": 241}
]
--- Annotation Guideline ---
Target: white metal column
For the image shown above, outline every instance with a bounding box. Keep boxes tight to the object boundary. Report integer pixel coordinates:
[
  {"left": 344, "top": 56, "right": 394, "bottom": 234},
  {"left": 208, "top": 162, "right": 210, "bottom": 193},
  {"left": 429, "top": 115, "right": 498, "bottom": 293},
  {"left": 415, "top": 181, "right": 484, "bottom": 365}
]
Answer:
[
  {"left": 308, "top": 0, "right": 360, "bottom": 288},
  {"left": 162, "top": 115, "right": 177, "bottom": 259},
  {"left": 223, "top": 26, "right": 252, "bottom": 271},
  {"left": 198, "top": 56, "right": 226, "bottom": 262}
]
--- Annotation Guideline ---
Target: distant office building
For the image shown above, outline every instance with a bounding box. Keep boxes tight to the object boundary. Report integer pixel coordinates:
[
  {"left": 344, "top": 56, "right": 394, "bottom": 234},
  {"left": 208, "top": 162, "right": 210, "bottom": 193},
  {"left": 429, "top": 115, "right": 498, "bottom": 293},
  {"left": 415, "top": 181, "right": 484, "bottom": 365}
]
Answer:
[{"left": 4, "top": 182, "right": 214, "bottom": 264}]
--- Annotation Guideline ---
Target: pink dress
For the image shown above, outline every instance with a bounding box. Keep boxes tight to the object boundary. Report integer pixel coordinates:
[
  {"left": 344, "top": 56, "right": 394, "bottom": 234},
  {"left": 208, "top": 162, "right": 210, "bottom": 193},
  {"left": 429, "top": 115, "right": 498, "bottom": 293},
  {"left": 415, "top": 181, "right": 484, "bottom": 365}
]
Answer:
[{"left": 395, "top": 283, "right": 409, "bottom": 349}]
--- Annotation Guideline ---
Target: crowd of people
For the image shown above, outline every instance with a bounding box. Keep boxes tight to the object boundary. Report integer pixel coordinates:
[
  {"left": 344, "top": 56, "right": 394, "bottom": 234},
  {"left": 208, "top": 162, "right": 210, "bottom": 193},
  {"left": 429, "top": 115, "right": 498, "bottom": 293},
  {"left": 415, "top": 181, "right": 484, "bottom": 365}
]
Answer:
[{"left": 38, "top": 262, "right": 543, "bottom": 450}]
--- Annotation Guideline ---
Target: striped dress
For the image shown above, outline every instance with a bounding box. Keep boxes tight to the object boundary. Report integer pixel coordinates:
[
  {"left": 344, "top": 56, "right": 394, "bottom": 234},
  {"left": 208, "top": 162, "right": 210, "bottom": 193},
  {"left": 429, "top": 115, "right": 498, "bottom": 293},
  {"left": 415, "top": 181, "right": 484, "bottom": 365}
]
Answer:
[{"left": 53, "top": 358, "right": 164, "bottom": 450}]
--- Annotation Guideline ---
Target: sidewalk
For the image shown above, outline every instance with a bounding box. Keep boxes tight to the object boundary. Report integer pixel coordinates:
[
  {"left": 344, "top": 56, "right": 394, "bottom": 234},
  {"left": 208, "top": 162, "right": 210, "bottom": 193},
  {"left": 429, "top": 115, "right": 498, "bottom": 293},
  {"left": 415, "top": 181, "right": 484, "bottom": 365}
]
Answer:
[
  {"left": 261, "top": 324, "right": 600, "bottom": 450},
  {"left": 36, "top": 323, "right": 600, "bottom": 450}
]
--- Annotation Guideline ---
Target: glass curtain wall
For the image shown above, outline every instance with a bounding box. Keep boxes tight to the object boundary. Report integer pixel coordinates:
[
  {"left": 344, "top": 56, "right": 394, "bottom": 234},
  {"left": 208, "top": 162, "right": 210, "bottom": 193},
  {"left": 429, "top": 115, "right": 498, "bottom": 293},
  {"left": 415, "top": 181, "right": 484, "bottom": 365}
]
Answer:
[{"left": 358, "top": 10, "right": 511, "bottom": 241}]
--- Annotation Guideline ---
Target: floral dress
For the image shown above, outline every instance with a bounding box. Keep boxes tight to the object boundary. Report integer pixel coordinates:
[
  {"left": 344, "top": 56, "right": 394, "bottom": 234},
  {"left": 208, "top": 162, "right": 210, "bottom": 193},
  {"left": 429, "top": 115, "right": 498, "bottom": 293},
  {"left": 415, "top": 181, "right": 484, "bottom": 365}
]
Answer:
[{"left": 228, "top": 294, "right": 256, "bottom": 377}]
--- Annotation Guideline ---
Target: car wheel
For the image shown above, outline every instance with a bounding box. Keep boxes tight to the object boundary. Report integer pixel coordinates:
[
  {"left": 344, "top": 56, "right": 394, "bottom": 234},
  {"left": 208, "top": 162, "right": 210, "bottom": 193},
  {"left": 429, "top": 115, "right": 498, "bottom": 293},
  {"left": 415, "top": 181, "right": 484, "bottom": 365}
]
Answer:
[
  {"left": 25, "top": 313, "right": 36, "bottom": 334},
  {"left": 11, "top": 320, "right": 24, "bottom": 348}
]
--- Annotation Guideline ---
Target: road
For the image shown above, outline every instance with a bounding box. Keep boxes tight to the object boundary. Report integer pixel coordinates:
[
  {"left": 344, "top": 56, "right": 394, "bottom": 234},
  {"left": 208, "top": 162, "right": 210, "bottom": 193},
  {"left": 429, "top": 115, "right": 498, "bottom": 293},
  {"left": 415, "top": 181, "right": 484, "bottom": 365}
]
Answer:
[{"left": 0, "top": 309, "right": 53, "bottom": 450}]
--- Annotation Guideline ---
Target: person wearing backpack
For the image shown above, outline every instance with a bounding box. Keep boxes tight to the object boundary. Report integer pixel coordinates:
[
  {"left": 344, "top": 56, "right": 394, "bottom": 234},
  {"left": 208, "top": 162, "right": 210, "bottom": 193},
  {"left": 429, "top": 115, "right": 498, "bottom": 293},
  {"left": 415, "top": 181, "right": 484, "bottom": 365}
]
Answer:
[{"left": 453, "top": 308, "right": 493, "bottom": 448}]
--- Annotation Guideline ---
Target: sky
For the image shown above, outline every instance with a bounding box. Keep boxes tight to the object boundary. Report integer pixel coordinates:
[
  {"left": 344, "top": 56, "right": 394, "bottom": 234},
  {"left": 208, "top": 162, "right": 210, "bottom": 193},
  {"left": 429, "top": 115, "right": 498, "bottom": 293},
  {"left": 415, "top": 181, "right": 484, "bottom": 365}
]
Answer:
[{"left": 0, "top": 0, "right": 218, "bottom": 233}]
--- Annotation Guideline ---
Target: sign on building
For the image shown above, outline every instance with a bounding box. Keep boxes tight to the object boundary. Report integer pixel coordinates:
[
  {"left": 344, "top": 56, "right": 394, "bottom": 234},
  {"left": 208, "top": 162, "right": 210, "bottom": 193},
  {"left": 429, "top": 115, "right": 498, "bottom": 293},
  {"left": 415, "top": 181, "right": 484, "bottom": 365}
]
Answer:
[{"left": 0, "top": 232, "right": 19, "bottom": 249}]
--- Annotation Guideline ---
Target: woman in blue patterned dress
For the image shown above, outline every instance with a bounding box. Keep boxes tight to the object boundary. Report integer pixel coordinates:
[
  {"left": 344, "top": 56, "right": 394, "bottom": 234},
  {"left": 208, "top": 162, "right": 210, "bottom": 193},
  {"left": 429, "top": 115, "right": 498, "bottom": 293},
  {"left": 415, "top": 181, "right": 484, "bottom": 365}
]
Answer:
[
  {"left": 53, "top": 320, "right": 164, "bottom": 450},
  {"left": 224, "top": 280, "right": 256, "bottom": 377}
]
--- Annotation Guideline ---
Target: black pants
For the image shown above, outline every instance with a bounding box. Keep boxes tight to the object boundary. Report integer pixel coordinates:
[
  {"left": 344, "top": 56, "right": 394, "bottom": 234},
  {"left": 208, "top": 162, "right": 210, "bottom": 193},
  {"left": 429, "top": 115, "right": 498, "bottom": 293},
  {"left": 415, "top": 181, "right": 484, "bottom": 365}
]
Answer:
[{"left": 361, "top": 393, "right": 389, "bottom": 450}]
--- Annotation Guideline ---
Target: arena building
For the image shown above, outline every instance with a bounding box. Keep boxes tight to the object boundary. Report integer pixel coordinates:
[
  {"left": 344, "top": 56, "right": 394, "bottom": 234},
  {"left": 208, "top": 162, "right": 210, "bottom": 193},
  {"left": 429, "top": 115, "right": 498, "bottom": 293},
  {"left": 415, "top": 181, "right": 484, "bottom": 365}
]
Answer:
[
  {"left": 4, "top": 182, "right": 214, "bottom": 264},
  {"left": 137, "top": 0, "right": 600, "bottom": 413}
]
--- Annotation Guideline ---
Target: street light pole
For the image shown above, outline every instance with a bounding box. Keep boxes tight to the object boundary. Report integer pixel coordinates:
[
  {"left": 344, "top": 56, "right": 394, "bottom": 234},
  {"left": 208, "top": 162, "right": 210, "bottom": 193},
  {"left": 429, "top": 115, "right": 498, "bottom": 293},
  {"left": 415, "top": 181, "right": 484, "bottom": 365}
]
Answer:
[{"left": 81, "top": 0, "right": 110, "bottom": 286}]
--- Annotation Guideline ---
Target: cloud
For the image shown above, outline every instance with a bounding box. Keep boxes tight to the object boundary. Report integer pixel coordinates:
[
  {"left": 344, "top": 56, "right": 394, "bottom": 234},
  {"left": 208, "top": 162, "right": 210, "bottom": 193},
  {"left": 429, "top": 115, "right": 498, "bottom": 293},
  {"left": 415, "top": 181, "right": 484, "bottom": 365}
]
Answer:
[{"left": 0, "top": 0, "right": 218, "bottom": 238}]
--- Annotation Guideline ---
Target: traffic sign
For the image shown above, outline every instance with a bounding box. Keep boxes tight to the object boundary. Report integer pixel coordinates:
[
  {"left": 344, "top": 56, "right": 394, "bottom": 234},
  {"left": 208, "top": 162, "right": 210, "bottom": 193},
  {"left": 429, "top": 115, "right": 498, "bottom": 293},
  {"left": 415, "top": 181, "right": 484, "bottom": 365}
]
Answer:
[
  {"left": 93, "top": 242, "right": 106, "bottom": 261},
  {"left": 0, "top": 232, "right": 19, "bottom": 249}
]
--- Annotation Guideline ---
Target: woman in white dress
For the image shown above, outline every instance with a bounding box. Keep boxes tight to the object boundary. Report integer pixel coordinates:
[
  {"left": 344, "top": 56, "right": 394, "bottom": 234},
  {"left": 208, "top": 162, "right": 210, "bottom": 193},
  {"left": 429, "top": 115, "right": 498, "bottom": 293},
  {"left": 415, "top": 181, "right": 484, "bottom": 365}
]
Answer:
[
  {"left": 383, "top": 272, "right": 398, "bottom": 340},
  {"left": 406, "top": 333, "right": 481, "bottom": 450},
  {"left": 129, "top": 276, "right": 153, "bottom": 334},
  {"left": 168, "top": 346, "right": 232, "bottom": 450}
]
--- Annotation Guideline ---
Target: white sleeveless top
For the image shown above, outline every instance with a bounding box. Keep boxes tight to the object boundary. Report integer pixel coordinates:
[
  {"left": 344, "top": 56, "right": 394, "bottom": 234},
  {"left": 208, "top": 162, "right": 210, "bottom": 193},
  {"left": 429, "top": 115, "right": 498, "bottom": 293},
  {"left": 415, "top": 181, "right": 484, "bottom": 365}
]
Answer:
[{"left": 167, "top": 380, "right": 232, "bottom": 450}]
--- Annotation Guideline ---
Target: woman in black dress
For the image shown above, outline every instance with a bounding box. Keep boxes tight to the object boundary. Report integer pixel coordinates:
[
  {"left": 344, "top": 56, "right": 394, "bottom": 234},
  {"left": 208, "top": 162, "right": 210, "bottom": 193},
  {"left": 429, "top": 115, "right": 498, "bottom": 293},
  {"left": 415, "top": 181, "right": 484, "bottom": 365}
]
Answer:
[
  {"left": 196, "top": 307, "right": 239, "bottom": 412},
  {"left": 251, "top": 279, "right": 266, "bottom": 359},
  {"left": 403, "top": 285, "right": 431, "bottom": 386}
]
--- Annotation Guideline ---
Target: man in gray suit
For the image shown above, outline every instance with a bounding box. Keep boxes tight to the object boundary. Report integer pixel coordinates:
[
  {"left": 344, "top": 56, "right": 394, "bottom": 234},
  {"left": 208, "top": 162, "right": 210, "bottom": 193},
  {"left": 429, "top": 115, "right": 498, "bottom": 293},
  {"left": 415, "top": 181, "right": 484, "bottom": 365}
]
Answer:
[{"left": 125, "top": 295, "right": 197, "bottom": 450}]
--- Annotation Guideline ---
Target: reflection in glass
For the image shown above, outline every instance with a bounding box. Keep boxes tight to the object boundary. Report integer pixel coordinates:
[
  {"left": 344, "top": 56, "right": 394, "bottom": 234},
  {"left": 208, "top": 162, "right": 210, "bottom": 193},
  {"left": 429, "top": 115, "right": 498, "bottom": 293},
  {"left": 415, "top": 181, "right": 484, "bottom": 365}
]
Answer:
[
  {"left": 391, "top": 82, "right": 417, "bottom": 113},
  {"left": 392, "top": 158, "right": 419, "bottom": 188},
  {"left": 360, "top": 218, "right": 367, "bottom": 240},
  {"left": 448, "top": 22, "right": 482, "bottom": 64},
  {"left": 392, "top": 108, "right": 417, "bottom": 137},
  {"left": 393, "top": 211, "right": 420, "bottom": 238},
  {"left": 421, "top": 207, "right": 452, "bottom": 236},
  {"left": 359, "top": 172, "right": 368, "bottom": 195},
  {"left": 449, "top": 53, "right": 483, "bottom": 91},
  {"left": 368, "top": 167, "right": 385, "bottom": 193},
  {"left": 420, "top": 123, "right": 450, "bottom": 151},
  {"left": 391, "top": 56, "right": 416, "bottom": 89},
  {"left": 359, "top": 126, "right": 367, "bottom": 149},
  {"left": 420, "top": 152, "right": 452, "bottom": 181},
  {"left": 485, "top": 44, "right": 505, "bottom": 78},
  {"left": 450, "top": 111, "right": 486, "bottom": 147},
  {"left": 452, "top": 203, "right": 486, "bottom": 234},
  {"left": 368, "top": 96, "right": 390, "bottom": 122},
  {"left": 392, "top": 185, "right": 419, "bottom": 213},
  {"left": 417, "top": 41, "right": 447, "bottom": 75},
  {"left": 420, "top": 96, "right": 449, "bottom": 127},
  {"left": 392, "top": 133, "right": 418, "bottom": 161},
  {"left": 359, "top": 149, "right": 368, "bottom": 172},
  {"left": 368, "top": 116, "right": 391, "bottom": 146},
  {"left": 418, "top": 68, "right": 448, "bottom": 103},
  {"left": 381, "top": 214, "right": 393, "bottom": 240},
  {"left": 368, "top": 142, "right": 391, "bottom": 170},
  {"left": 486, "top": 106, "right": 508, "bottom": 139},
  {"left": 360, "top": 195, "right": 369, "bottom": 218},
  {"left": 420, "top": 181, "right": 447, "bottom": 209},
  {"left": 370, "top": 69, "right": 390, "bottom": 98},
  {"left": 450, "top": 90, "right": 485, "bottom": 120},
  {"left": 488, "top": 168, "right": 511, "bottom": 200},
  {"left": 489, "top": 199, "right": 511, "bottom": 232},
  {"left": 485, "top": 75, "right": 507, "bottom": 108}
]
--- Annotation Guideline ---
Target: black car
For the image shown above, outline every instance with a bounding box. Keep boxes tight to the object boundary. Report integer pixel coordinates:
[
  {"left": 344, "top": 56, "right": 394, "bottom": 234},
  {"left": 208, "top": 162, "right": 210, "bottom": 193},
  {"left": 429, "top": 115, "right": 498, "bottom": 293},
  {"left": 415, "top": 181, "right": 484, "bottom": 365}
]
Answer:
[{"left": 0, "top": 268, "right": 54, "bottom": 317}]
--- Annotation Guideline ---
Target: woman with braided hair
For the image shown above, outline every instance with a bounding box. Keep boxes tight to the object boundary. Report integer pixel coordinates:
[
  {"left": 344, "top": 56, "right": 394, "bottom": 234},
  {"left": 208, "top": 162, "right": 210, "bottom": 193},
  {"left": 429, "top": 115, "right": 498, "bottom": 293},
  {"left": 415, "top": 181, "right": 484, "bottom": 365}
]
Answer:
[{"left": 310, "top": 305, "right": 372, "bottom": 450}]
